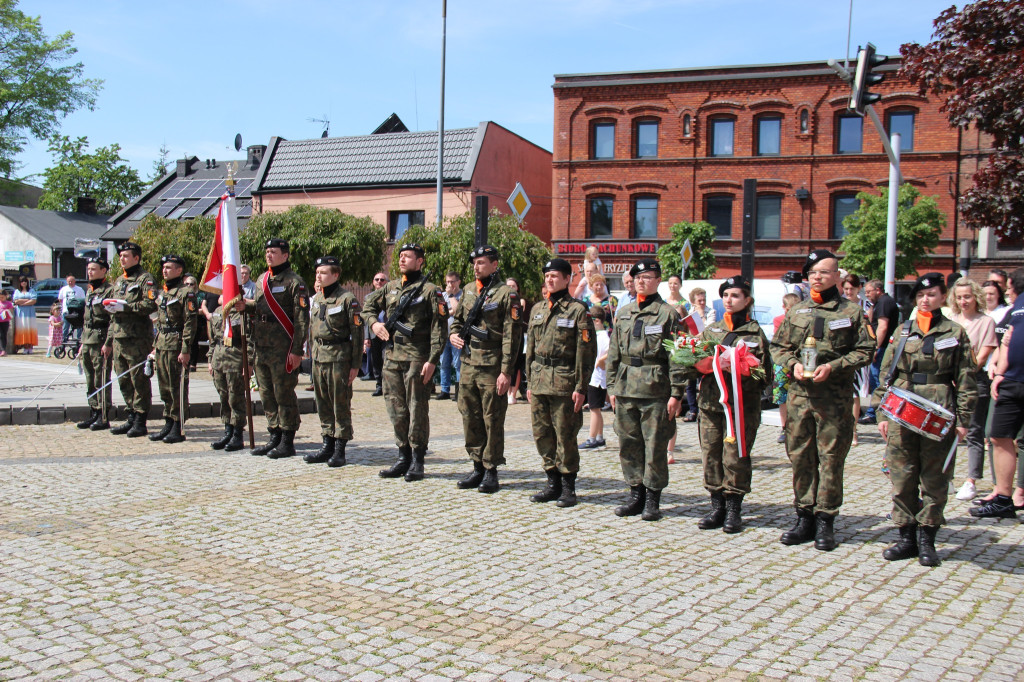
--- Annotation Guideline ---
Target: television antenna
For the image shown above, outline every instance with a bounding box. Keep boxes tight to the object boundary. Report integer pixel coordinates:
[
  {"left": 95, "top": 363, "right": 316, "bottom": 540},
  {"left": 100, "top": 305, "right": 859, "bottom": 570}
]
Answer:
[{"left": 308, "top": 115, "right": 330, "bottom": 138}]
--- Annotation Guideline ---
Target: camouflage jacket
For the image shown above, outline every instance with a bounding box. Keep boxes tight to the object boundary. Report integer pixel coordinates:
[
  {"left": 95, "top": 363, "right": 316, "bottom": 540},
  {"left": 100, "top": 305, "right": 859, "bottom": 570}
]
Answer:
[
  {"left": 311, "top": 283, "right": 363, "bottom": 365},
  {"left": 525, "top": 292, "right": 596, "bottom": 396},
  {"left": 82, "top": 280, "right": 114, "bottom": 346},
  {"left": 873, "top": 313, "right": 978, "bottom": 425},
  {"left": 695, "top": 312, "right": 772, "bottom": 412},
  {"left": 361, "top": 272, "right": 445, "bottom": 365},
  {"left": 154, "top": 280, "right": 198, "bottom": 354},
  {"left": 246, "top": 263, "right": 309, "bottom": 357},
  {"left": 606, "top": 293, "right": 687, "bottom": 401},
  {"left": 105, "top": 266, "right": 158, "bottom": 345},
  {"left": 209, "top": 310, "right": 247, "bottom": 373},
  {"left": 449, "top": 278, "right": 523, "bottom": 375}
]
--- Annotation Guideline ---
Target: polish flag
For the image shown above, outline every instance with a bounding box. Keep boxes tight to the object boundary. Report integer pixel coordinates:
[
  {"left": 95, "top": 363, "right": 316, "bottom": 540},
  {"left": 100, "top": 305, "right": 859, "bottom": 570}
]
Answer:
[
  {"left": 680, "top": 312, "right": 705, "bottom": 336},
  {"left": 200, "top": 193, "right": 242, "bottom": 342}
]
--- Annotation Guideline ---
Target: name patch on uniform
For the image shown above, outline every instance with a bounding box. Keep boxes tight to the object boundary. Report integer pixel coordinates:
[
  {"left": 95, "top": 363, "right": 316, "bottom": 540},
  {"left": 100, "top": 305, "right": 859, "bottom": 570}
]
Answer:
[
  {"left": 483, "top": 302, "right": 498, "bottom": 311},
  {"left": 796, "top": 309, "right": 812, "bottom": 314},
  {"left": 743, "top": 340, "right": 758, "bottom": 347},
  {"left": 645, "top": 324, "right": 663, "bottom": 335},
  {"left": 557, "top": 318, "right": 575, "bottom": 329},
  {"left": 829, "top": 318, "right": 852, "bottom": 330},
  {"left": 533, "top": 313, "right": 543, "bottom": 320},
  {"left": 271, "top": 286, "right": 285, "bottom": 293},
  {"left": 412, "top": 296, "right": 424, "bottom": 304},
  {"left": 709, "top": 327, "right": 724, "bottom": 333},
  {"left": 327, "top": 305, "right": 343, "bottom": 315},
  {"left": 934, "top": 338, "right": 959, "bottom": 350},
  {"left": 127, "top": 284, "right": 139, "bottom": 292}
]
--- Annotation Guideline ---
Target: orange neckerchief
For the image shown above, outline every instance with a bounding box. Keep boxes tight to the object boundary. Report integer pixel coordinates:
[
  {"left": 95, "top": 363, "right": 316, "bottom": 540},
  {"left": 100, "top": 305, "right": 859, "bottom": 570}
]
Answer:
[
  {"left": 402, "top": 275, "right": 409, "bottom": 286},
  {"left": 917, "top": 310, "right": 933, "bottom": 334},
  {"left": 476, "top": 280, "right": 484, "bottom": 294},
  {"left": 162, "top": 283, "right": 169, "bottom": 293},
  {"left": 723, "top": 312, "right": 735, "bottom": 331},
  {"left": 637, "top": 293, "right": 647, "bottom": 305},
  {"left": 810, "top": 289, "right": 824, "bottom": 304}
]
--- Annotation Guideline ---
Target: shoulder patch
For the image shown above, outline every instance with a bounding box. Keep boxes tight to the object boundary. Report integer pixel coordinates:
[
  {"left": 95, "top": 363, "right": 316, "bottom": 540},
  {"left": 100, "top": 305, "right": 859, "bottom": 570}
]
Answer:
[
  {"left": 299, "top": 295, "right": 308, "bottom": 309},
  {"left": 511, "top": 304, "right": 521, "bottom": 321},
  {"left": 582, "top": 328, "right": 591, "bottom": 343}
]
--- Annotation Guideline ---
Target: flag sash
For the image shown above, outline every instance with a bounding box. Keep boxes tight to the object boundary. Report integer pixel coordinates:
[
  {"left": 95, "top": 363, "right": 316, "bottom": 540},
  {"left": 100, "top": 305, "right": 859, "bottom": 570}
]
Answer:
[{"left": 259, "top": 271, "right": 294, "bottom": 340}]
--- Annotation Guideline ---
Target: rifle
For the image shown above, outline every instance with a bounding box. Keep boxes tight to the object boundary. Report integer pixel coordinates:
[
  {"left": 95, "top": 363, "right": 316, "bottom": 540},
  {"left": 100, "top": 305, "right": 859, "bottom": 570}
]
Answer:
[
  {"left": 458, "top": 272, "right": 499, "bottom": 344},
  {"left": 383, "top": 272, "right": 431, "bottom": 345}
]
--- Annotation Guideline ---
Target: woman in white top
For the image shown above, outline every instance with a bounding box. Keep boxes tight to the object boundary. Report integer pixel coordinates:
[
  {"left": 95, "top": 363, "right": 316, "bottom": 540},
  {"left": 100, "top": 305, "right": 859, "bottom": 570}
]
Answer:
[{"left": 983, "top": 279, "right": 1009, "bottom": 322}]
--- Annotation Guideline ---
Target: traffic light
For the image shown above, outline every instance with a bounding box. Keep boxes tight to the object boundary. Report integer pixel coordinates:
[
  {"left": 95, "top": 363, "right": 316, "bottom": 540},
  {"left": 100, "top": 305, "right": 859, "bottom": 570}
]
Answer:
[{"left": 849, "top": 43, "right": 887, "bottom": 115}]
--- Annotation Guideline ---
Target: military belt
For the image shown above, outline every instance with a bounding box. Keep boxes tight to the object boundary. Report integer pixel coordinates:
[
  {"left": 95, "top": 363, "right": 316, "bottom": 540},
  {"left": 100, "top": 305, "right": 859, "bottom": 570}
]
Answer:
[
  {"left": 161, "top": 326, "right": 184, "bottom": 334},
  {"left": 316, "top": 336, "right": 351, "bottom": 345},
  {"left": 536, "top": 355, "right": 570, "bottom": 367},
  {"left": 907, "top": 372, "right": 953, "bottom": 385},
  {"left": 86, "top": 322, "right": 109, "bottom": 330},
  {"left": 470, "top": 339, "right": 501, "bottom": 350},
  {"left": 627, "top": 356, "right": 660, "bottom": 367}
]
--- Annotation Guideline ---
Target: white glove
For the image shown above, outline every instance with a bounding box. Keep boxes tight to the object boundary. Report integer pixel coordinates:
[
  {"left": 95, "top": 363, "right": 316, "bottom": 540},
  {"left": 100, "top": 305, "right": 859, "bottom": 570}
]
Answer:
[{"left": 102, "top": 298, "right": 126, "bottom": 313}]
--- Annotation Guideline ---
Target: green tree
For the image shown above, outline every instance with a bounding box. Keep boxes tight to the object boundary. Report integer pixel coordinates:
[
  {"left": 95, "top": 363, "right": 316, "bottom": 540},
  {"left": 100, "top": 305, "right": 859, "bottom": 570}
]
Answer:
[
  {"left": 394, "top": 209, "right": 551, "bottom": 302},
  {"left": 37, "top": 135, "right": 145, "bottom": 214},
  {"left": 839, "top": 184, "right": 944, "bottom": 281},
  {"left": 656, "top": 220, "right": 717, "bottom": 280},
  {"left": 0, "top": 1, "right": 102, "bottom": 176},
  {"left": 241, "top": 204, "right": 387, "bottom": 287},
  {"left": 150, "top": 143, "right": 170, "bottom": 182},
  {"left": 109, "top": 214, "right": 216, "bottom": 280}
]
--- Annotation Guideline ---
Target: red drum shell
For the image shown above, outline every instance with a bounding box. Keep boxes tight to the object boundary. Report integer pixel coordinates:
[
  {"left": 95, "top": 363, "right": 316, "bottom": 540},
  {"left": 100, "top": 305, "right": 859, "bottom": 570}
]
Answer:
[{"left": 880, "top": 386, "right": 954, "bottom": 441}]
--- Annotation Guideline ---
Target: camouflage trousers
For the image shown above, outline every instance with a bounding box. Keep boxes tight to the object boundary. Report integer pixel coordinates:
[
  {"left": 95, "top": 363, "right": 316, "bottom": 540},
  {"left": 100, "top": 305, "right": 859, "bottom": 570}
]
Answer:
[
  {"left": 313, "top": 360, "right": 354, "bottom": 441},
  {"left": 156, "top": 349, "right": 189, "bottom": 422},
  {"left": 112, "top": 336, "right": 152, "bottom": 416},
  {"left": 213, "top": 366, "right": 247, "bottom": 427},
  {"left": 81, "top": 343, "right": 112, "bottom": 413},
  {"left": 614, "top": 396, "right": 672, "bottom": 491},
  {"left": 253, "top": 349, "right": 300, "bottom": 431},
  {"left": 785, "top": 392, "right": 854, "bottom": 517},
  {"left": 382, "top": 357, "right": 431, "bottom": 450},
  {"left": 886, "top": 423, "right": 956, "bottom": 527},
  {"left": 530, "top": 393, "right": 584, "bottom": 474},
  {"left": 458, "top": 364, "right": 508, "bottom": 468},
  {"left": 698, "top": 400, "right": 760, "bottom": 496}
]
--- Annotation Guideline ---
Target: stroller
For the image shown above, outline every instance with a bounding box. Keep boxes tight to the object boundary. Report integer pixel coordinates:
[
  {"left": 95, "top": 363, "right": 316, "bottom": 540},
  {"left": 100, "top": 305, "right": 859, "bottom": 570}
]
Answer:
[{"left": 53, "top": 296, "right": 85, "bottom": 359}]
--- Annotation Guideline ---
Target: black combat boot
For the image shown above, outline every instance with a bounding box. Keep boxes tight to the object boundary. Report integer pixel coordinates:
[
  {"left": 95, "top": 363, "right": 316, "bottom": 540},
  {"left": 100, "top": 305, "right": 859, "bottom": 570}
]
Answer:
[
  {"left": 149, "top": 418, "right": 173, "bottom": 441},
  {"left": 641, "top": 488, "right": 662, "bottom": 521},
  {"left": 918, "top": 526, "right": 941, "bottom": 567},
  {"left": 223, "top": 425, "right": 245, "bottom": 452},
  {"left": 404, "top": 447, "right": 426, "bottom": 481},
  {"left": 251, "top": 429, "right": 281, "bottom": 456},
  {"left": 556, "top": 473, "right": 578, "bottom": 508},
  {"left": 305, "top": 436, "right": 335, "bottom": 463},
  {"left": 478, "top": 467, "right": 500, "bottom": 493},
  {"left": 530, "top": 469, "right": 562, "bottom": 503},
  {"left": 327, "top": 440, "right": 348, "bottom": 467},
  {"left": 698, "top": 492, "right": 726, "bottom": 530},
  {"left": 126, "top": 414, "right": 148, "bottom": 438},
  {"left": 267, "top": 430, "right": 296, "bottom": 459},
  {"left": 780, "top": 508, "right": 816, "bottom": 545},
  {"left": 162, "top": 420, "right": 185, "bottom": 444},
  {"left": 883, "top": 524, "right": 919, "bottom": 561},
  {"left": 371, "top": 382, "right": 383, "bottom": 397},
  {"left": 614, "top": 485, "right": 646, "bottom": 517},
  {"left": 814, "top": 513, "right": 837, "bottom": 551},
  {"left": 211, "top": 425, "right": 234, "bottom": 450},
  {"left": 77, "top": 409, "right": 99, "bottom": 429},
  {"left": 457, "top": 461, "right": 486, "bottom": 489},
  {"left": 90, "top": 411, "right": 111, "bottom": 431},
  {"left": 380, "top": 445, "right": 413, "bottom": 478},
  {"left": 110, "top": 412, "right": 135, "bottom": 435},
  {"left": 723, "top": 495, "right": 744, "bottom": 534}
]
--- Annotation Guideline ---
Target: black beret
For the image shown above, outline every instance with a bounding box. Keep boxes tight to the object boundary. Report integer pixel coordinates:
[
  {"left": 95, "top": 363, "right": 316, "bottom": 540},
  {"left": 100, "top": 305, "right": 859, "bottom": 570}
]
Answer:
[
  {"left": 469, "top": 244, "right": 499, "bottom": 261},
  {"left": 542, "top": 258, "right": 572, "bottom": 276},
  {"left": 398, "top": 243, "right": 425, "bottom": 257},
  {"left": 719, "top": 275, "right": 752, "bottom": 297},
  {"left": 161, "top": 254, "right": 186, "bottom": 268},
  {"left": 629, "top": 258, "right": 661, "bottom": 277},
  {"left": 87, "top": 257, "right": 109, "bottom": 269},
  {"left": 265, "top": 238, "right": 289, "bottom": 251},
  {"left": 802, "top": 249, "right": 838, "bottom": 278},
  {"left": 912, "top": 272, "right": 947, "bottom": 297},
  {"left": 117, "top": 242, "right": 141, "bottom": 255},
  {"left": 315, "top": 256, "right": 340, "bottom": 267}
]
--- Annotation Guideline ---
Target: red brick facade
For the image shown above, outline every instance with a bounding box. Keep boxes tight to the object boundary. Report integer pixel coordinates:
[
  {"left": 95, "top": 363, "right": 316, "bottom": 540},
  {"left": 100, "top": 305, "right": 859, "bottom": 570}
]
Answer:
[{"left": 552, "top": 60, "right": 977, "bottom": 282}]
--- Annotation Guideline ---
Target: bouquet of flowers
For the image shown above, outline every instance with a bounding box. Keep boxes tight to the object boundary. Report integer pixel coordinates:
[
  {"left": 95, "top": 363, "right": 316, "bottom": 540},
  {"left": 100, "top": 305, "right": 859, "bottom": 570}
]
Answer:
[{"left": 663, "top": 335, "right": 765, "bottom": 381}]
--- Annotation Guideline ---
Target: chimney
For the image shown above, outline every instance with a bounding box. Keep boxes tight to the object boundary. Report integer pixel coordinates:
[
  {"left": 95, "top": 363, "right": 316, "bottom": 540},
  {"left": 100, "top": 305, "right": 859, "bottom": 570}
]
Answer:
[
  {"left": 176, "top": 157, "right": 194, "bottom": 177},
  {"left": 76, "top": 197, "right": 97, "bottom": 215},
  {"left": 247, "top": 145, "right": 267, "bottom": 169}
]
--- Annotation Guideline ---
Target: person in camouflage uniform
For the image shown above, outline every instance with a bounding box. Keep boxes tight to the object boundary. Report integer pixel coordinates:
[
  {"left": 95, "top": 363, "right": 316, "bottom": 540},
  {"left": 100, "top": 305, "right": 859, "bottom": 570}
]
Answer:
[
  {"left": 148, "top": 255, "right": 198, "bottom": 444},
  {"left": 691, "top": 276, "right": 772, "bottom": 534},
  {"left": 208, "top": 296, "right": 248, "bottom": 452},
  {"left": 874, "top": 273, "right": 977, "bottom": 567},
  {"left": 362, "top": 243, "right": 445, "bottom": 481},
  {"left": 307, "top": 256, "right": 364, "bottom": 467},
  {"left": 76, "top": 257, "right": 115, "bottom": 431},
  {"left": 606, "top": 258, "right": 687, "bottom": 521},
  {"left": 449, "top": 245, "right": 524, "bottom": 493},
  {"left": 525, "top": 258, "right": 597, "bottom": 508},
  {"left": 771, "top": 249, "right": 874, "bottom": 551},
  {"left": 246, "top": 238, "right": 310, "bottom": 459},
  {"left": 102, "top": 242, "right": 158, "bottom": 438}
]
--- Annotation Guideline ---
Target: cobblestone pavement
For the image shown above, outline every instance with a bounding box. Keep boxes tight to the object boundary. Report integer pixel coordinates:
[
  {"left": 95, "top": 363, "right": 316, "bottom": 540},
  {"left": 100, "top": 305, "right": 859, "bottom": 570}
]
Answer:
[{"left": 1, "top": 383, "right": 1022, "bottom": 681}]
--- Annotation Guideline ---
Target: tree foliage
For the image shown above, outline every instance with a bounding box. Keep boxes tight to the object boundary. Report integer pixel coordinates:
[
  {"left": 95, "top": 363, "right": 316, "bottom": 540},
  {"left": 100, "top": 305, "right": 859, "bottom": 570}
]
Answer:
[
  {"left": 656, "top": 220, "right": 717, "bottom": 280},
  {"left": 0, "top": 1, "right": 102, "bottom": 176},
  {"left": 839, "top": 185, "right": 945, "bottom": 281},
  {"left": 109, "top": 214, "right": 216, "bottom": 281},
  {"left": 37, "top": 135, "right": 145, "bottom": 215},
  {"left": 241, "top": 204, "right": 387, "bottom": 287},
  {"left": 394, "top": 210, "right": 552, "bottom": 303},
  {"left": 901, "top": 0, "right": 1024, "bottom": 239},
  {"left": 150, "top": 143, "right": 170, "bottom": 182}
]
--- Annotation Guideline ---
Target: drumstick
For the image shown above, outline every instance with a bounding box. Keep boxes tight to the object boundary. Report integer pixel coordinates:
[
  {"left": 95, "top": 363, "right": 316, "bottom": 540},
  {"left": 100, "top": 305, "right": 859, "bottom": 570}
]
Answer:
[{"left": 942, "top": 433, "right": 960, "bottom": 473}]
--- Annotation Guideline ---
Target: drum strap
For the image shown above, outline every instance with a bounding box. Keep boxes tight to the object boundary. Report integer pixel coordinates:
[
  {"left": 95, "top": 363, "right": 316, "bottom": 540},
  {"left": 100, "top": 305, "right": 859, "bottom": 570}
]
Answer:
[
  {"left": 812, "top": 317, "right": 825, "bottom": 339},
  {"left": 883, "top": 320, "right": 915, "bottom": 388}
]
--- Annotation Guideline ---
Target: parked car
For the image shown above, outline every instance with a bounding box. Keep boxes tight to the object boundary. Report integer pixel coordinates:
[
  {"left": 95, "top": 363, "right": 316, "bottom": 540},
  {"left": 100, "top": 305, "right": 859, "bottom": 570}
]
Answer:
[{"left": 31, "top": 278, "right": 64, "bottom": 313}]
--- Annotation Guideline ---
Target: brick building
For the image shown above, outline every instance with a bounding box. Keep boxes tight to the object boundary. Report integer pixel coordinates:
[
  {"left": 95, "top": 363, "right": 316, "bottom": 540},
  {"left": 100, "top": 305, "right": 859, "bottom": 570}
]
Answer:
[{"left": 552, "top": 59, "right": 988, "bottom": 286}]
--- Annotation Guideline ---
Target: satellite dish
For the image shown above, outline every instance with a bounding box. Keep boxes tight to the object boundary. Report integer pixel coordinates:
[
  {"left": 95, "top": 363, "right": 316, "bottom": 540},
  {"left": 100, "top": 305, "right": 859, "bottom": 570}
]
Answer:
[{"left": 234, "top": 134, "right": 242, "bottom": 152}]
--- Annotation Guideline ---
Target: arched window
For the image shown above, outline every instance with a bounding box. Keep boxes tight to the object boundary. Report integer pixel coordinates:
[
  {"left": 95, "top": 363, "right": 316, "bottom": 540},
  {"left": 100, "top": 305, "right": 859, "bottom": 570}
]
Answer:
[
  {"left": 683, "top": 113, "right": 692, "bottom": 137},
  {"left": 799, "top": 109, "right": 809, "bottom": 134}
]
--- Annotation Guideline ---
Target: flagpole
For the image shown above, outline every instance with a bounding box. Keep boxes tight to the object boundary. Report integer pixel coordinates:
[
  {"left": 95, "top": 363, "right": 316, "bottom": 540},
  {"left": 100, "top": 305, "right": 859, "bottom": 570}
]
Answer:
[{"left": 224, "top": 165, "right": 256, "bottom": 449}]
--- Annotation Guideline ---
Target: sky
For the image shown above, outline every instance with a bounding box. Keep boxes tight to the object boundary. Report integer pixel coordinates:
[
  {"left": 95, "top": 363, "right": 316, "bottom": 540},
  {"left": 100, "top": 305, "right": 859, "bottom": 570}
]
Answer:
[{"left": 15, "top": 0, "right": 957, "bottom": 183}]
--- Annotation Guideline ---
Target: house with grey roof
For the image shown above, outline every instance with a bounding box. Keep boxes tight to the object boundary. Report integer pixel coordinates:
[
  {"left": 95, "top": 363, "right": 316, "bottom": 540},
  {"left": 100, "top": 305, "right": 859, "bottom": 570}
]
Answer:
[{"left": 0, "top": 203, "right": 109, "bottom": 280}]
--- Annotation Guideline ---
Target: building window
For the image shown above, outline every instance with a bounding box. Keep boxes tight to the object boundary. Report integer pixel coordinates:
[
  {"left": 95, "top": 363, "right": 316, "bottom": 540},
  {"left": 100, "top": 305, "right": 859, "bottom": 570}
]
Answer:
[
  {"left": 709, "top": 117, "right": 734, "bottom": 157},
  {"left": 632, "top": 196, "right": 658, "bottom": 238},
  {"left": 756, "top": 195, "right": 781, "bottom": 239},
  {"left": 683, "top": 114, "right": 692, "bottom": 137},
  {"left": 591, "top": 121, "right": 615, "bottom": 160},
  {"left": 589, "top": 197, "right": 613, "bottom": 237},
  {"left": 389, "top": 210, "right": 425, "bottom": 240},
  {"left": 634, "top": 120, "right": 658, "bottom": 158},
  {"left": 705, "top": 195, "right": 733, "bottom": 238},
  {"left": 836, "top": 114, "right": 863, "bottom": 154},
  {"left": 800, "top": 109, "right": 809, "bottom": 134},
  {"left": 756, "top": 115, "right": 782, "bottom": 155},
  {"left": 832, "top": 194, "right": 860, "bottom": 239},
  {"left": 887, "top": 111, "right": 915, "bottom": 152}
]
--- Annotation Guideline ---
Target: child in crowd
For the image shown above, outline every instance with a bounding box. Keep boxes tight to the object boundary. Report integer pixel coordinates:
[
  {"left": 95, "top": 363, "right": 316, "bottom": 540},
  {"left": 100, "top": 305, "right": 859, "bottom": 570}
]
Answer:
[
  {"left": 46, "top": 302, "right": 62, "bottom": 358},
  {"left": 580, "top": 305, "right": 610, "bottom": 449}
]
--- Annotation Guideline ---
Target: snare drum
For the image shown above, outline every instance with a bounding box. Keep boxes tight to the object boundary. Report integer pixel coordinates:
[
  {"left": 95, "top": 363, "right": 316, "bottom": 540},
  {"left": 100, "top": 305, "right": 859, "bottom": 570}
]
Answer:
[{"left": 879, "top": 386, "right": 955, "bottom": 441}]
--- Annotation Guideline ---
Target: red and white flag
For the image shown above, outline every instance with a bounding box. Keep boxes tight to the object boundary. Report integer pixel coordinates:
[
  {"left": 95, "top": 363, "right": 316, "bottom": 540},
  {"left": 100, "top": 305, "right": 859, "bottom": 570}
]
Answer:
[
  {"left": 680, "top": 311, "right": 705, "bottom": 336},
  {"left": 200, "top": 193, "right": 242, "bottom": 343}
]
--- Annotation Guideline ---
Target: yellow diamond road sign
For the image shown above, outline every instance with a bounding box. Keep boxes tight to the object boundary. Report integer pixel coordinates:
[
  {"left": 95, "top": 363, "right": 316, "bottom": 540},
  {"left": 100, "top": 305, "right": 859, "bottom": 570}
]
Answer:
[
  {"left": 681, "top": 238, "right": 693, "bottom": 267},
  {"left": 507, "top": 182, "right": 531, "bottom": 222}
]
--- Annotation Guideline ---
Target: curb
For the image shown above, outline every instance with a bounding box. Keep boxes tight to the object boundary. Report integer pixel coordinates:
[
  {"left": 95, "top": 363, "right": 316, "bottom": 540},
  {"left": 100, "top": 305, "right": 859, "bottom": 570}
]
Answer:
[{"left": 0, "top": 397, "right": 318, "bottom": 426}]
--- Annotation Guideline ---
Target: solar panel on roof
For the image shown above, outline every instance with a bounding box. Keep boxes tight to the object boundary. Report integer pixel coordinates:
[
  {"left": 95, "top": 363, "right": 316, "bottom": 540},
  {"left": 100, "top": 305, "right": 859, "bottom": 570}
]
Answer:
[
  {"left": 201, "top": 180, "right": 223, "bottom": 197},
  {"left": 236, "top": 201, "right": 252, "bottom": 218},
  {"left": 154, "top": 199, "right": 183, "bottom": 217},
  {"left": 183, "top": 196, "right": 218, "bottom": 219},
  {"left": 159, "top": 180, "right": 189, "bottom": 200}
]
